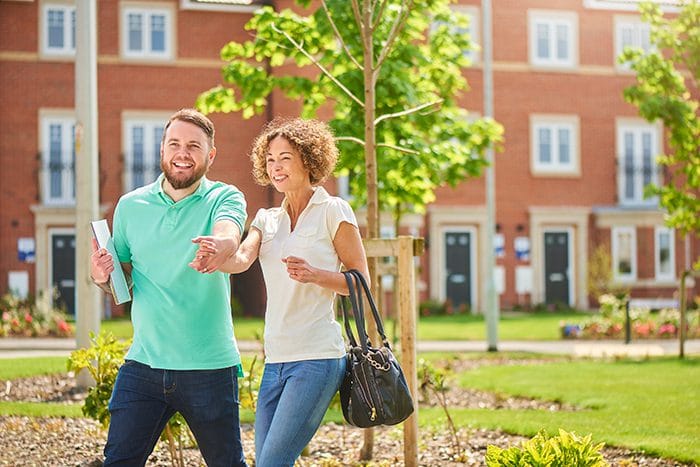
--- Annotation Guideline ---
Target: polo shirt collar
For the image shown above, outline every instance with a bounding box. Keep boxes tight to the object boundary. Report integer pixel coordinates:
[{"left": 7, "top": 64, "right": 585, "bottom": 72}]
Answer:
[
  {"left": 280, "top": 186, "right": 330, "bottom": 211},
  {"left": 151, "top": 173, "right": 211, "bottom": 202}
]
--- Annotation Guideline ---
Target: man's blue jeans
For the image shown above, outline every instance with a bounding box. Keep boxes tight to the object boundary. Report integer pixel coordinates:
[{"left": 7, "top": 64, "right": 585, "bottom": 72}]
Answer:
[
  {"left": 104, "top": 360, "right": 248, "bottom": 466},
  {"left": 254, "top": 357, "right": 347, "bottom": 467}
]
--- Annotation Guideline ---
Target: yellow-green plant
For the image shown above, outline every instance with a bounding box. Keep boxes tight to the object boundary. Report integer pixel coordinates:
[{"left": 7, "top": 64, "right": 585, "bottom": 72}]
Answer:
[
  {"left": 67, "top": 330, "right": 130, "bottom": 427},
  {"left": 68, "top": 330, "right": 197, "bottom": 467},
  {"left": 485, "top": 429, "right": 609, "bottom": 467}
]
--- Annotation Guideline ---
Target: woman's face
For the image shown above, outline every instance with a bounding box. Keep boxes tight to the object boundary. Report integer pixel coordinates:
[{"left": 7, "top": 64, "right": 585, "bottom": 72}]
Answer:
[{"left": 265, "top": 136, "right": 310, "bottom": 192}]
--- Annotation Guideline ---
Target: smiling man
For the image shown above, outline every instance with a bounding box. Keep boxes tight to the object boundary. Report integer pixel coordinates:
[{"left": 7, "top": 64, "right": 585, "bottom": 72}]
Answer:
[{"left": 90, "top": 108, "right": 249, "bottom": 466}]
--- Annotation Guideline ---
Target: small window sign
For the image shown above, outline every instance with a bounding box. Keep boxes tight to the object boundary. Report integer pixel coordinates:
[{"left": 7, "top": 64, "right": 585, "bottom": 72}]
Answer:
[{"left": 18, "top": 238, "right": 36, "bottom": 263}]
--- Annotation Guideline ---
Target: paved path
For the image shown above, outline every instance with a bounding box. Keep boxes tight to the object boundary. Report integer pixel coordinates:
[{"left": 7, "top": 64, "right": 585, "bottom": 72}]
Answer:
[{"left": 1, "top": 337, "right": 698, "bottom": 359}]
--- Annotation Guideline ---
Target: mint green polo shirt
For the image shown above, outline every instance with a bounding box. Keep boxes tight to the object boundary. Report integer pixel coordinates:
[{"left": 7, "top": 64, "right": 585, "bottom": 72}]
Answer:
[{"left": 112, "top": 175, "right": 246, "bottom": 371}]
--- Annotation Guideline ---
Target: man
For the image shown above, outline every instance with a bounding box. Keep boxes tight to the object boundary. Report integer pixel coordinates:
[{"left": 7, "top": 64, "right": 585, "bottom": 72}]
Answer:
[{"left": 90, "top": 108, "right": 248, "bottom": 466}]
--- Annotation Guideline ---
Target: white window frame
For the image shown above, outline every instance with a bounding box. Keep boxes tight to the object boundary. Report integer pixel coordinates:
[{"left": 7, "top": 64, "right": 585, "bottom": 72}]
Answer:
[
  {"left": 614, "top": 15, "right": 652, "bottom": 69},
  {"left": 430, "top": 5, "right": 481, "bottom": 65},
  {"left": 584, "top": 0, "right": 680, "bottom": 12},
  {"left": 179, "top": 0, "right": 260, "bottom": 13},
  {"left": 612, "top": 226, "right": 637, "bottom": 282},
  {"left": 123, "top": 113, "right": 169, "bottom": 191},
  {"left": 40, "top": 111, "right": 76, "bottom": 205},
  {"left": 528, "top": 10, "right": 578, "bottom": 69},
  {"left": 616, "top": 119, "right": 661, "bottom": 206},
  {"left": 654, "top": 226, "right": 675, "bottom": 281},
  {"left": 41, "top": 2, "right": 76, "bottom": 58},
  {"left": 530, "top": 114, "right": 580, "bottom": 176},
  {"left": 452, "top": 5, "right": 481, "bottom": 64},
  {"left": 121, "top": 4, "right": 174, "bottom": 61}
]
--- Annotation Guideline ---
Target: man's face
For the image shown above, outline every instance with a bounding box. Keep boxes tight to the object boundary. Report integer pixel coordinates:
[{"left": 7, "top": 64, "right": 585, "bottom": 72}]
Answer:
[{"left": 160, "top": 119, "right": 215, "bottom": 190}]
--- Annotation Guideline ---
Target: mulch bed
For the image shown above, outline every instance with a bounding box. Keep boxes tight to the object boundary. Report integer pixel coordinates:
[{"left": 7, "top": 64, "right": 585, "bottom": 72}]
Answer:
[{"left": 0, "top": 357, "right": 692, "bottom": 466}]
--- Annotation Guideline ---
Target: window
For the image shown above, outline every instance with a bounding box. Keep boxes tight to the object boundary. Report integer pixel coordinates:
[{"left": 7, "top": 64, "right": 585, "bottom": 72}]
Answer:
[
  {"left": 121, "top": 6, "right": 173, "bottom": 60},
  {"left": 431, "top": 6, "right": 480, "bottom": 64},
  {"left": 655, "top": 227, "right": 675, "bottom": 281},
  {"left": 124, "top": 118, "right": 165, "bottom": 191},
  {"left": 528, "top": 11, "right": 577, "bottom": 68},
  {"left": 584, "top": 0, "right": 681, "bottom": 12},
  {"left": 179, "top": 0, "right": 261, "bottom": 12},
  {"left": 616, "top": 121, "right": 660, "bottom": 205},
  {"left": 42, "top": 4, "right": 76, "bottom": 56},
  {"left": 453, "top": 6, "right": 480, "bottom": 63},
  {"left": 615, "top": 17, "right": 652, "bottom": 68},
  {"left": 40, "top": 115, "right": 75, "bottom": 205},
  {"left": 612, "top": 226, "right": 636, "bottom": 282},
  {"left": 530, "top": 115, "right": 579, "bottom": 175}
]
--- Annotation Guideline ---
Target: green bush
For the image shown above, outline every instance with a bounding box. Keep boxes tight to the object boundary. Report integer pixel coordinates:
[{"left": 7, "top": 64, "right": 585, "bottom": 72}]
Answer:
[
  {"left": 485, "top": 429, "right": 609, "bottom": 467},
  {"left": 419, "top": 298, "right": 469, "bottom": 316},
  {"left": 67, "top": 330, "right": 131, "bottom": 427},
  {"left": 68, "top": 330, "right": 196, "bottom": 465},
  {"left": 560, "top": 293, "right": 700, "bottom": 339}
]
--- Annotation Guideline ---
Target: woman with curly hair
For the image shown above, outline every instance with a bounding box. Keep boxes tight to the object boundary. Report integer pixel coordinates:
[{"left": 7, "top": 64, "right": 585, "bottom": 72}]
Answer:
[{"left": 191, "top": 117, "right": 369, "bottom": 466}]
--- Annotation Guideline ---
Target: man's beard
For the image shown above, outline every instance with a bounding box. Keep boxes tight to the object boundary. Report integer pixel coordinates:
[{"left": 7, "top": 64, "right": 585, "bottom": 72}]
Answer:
[{"left": 161, "top": 159, "right": 208, "bottom": 190}]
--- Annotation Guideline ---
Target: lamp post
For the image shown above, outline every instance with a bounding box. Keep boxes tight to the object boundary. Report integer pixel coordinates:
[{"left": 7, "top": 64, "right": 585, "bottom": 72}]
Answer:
[
  {"left": 74, "top": 0, "right": 102, "bottom": 385},
  {"left": 482, "top": 0, "right": 499, "bottom": 351}
]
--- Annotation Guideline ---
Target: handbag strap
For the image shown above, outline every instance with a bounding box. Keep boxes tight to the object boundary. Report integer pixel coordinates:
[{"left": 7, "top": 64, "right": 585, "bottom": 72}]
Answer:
[
  {"left": 341, "top": 270, "right": 390, "bottom": 353},
  {"left": 348, "top": 270, "right": 389, "bottom": 346},
  {"left": 340, "top": 271, "right": 362, "bottom": 349}
]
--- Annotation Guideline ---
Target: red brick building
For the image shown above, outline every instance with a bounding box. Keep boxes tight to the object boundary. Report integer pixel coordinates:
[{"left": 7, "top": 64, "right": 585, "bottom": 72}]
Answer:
[{"left": 0, "top": 0, "right": 697, "bottom": 316}]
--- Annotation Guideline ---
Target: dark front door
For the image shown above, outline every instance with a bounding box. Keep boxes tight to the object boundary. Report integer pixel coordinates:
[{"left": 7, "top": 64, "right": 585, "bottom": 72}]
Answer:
[
  {"left": 52, "top": 233, "right": 76, "bottom": 315},
  {"left": 445, "top": 231, "right": 471, "bottom": 309},
  {"left": 544, "top": 231, "right": 569, "bottom": 306}
]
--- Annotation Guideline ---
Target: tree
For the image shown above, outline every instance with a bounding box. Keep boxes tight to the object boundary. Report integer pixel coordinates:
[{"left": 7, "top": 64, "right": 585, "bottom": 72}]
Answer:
[
  {"left": 621, "top": 0, "right": 699, "bottom": 357},
  {"left": 197, "top": 0, "right": 503, "bottom": 239},
  {"left": 621, "top": 0, "right": 700, "bottom": 269},
  {"left": 198, "top": 1, "right": 502, "bottom": 460}
]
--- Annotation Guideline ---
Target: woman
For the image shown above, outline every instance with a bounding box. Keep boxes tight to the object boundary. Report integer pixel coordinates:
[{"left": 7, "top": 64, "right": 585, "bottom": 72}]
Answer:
[{"left": 191, "top": 117, "right": 369, "bottom": 466}]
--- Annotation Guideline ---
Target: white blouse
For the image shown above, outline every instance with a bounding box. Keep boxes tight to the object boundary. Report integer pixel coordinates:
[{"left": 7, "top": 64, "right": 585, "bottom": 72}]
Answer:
[{"left": 250, "top": 187, "right": 357, "bottom": 363}]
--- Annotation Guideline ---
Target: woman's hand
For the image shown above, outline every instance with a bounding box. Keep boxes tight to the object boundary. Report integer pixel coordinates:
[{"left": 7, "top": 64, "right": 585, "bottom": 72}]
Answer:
[
  {"left": 282, "top": 255, "right": 316, "bottom": 283},
  {"left": 190, "top": 236, "right": 237, "bottom": 273}
]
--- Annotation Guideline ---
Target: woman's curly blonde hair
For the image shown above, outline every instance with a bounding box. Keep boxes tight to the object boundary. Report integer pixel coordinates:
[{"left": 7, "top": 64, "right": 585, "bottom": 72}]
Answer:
[{"left": 250, "top": 117, "right": 339, "bottom": 186}]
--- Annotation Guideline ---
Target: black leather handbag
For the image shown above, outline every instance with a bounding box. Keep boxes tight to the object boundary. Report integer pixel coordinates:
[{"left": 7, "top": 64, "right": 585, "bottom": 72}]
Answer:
[{"left": 339, "top": 269, "right": 414, "bottom": 428}]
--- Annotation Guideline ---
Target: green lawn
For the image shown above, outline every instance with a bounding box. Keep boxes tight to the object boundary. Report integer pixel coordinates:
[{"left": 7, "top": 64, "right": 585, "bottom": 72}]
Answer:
[
  {"left": 1, "top": 353, "right": 698, "bottom": 463},
  {"left": 415, "top": 311, "right": 588, "bottom": 340},
  {"left": 101, "top": 310, "right": 586, "bottom": 342},
  {"left": 0, "top": 356, "right": 68, "bottom": 380},
  {"left": 101, "top": 316, "right": 266, "bottom": 341},
  {"left": 422, "top": 355, "right": 700, "bottom": 464}
]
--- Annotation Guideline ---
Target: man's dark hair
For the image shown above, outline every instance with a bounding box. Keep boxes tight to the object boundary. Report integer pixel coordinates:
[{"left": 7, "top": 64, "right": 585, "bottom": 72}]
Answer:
[{"left": 163, "top": 108, "right": 215, "bottom": 148}]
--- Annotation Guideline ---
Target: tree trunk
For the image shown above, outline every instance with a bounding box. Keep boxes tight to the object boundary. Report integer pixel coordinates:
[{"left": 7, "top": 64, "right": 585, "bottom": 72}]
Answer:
[{"left": 360, "top": 0, "right": 378, "bottom": 461}]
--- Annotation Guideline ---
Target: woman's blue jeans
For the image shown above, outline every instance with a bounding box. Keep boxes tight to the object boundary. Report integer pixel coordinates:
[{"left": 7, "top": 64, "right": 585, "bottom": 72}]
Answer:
[
  {"left": 254, "top": 356, "right": 347, "bottom": 467},
  {"left": 104, "top": 360, "right": 248, "bottom": 466}
]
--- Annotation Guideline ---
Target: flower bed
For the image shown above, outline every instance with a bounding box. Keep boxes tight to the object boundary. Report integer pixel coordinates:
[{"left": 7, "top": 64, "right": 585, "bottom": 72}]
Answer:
[
  {"left": 561, "top": 294, "right": 700, "bottom": 340},
  {"left": 0, "top": 292, "right": 73, "bottom": 338}
]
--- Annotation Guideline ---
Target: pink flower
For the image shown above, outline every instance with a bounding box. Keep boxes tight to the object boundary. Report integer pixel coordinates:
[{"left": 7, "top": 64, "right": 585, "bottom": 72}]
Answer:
[
  {"left": 658, "top": 323, "right": 676, "bottom": 337},
  {"left": 57, "top": 320, "right": 71, "bottom": 334},
  {"left": 634, "top": 322, "right": 653, "bottom": 338},
  {"left": 24, "top": 313, "right": 33, "bottom": 323},
  {"left": 2, "top": 312, "right": 9, "bottom": 321}
]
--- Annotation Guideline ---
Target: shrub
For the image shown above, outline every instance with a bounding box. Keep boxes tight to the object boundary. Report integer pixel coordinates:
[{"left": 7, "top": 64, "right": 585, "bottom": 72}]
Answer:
[
  {"left": 67, "top": 330, "right": 131, "bottom": 427},
  {"left": 68, "top": 330, "right": 196, "bottom": 466},
  {"left": 0, "top": 290, "right": 73, "bottom": 338},
  {"left": 560, "top": 293, "right": 700, "bottom": 340},
  {"left": 419, "top": 299, "right": 469, "bottom": 316},
  {"left": 485, "top": 428, "right": 609, "bottom": 467}
]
